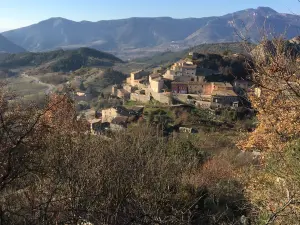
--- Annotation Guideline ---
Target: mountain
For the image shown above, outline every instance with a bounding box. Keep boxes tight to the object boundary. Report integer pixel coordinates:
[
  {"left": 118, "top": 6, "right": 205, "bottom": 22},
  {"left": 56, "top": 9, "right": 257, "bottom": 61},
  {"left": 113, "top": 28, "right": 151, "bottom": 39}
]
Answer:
[
  {"left": 0, "top": 34, "right": 26, "bottom": 53},
  {"left": 184, "top": 7, "right": 300, "bottom": 45},
  {"left": 2, "top": 7, "right": 300, "bottom": 55},
  {"left": 2, "top": 17, "right": 213, "bottom": 52},
  {"left": 0, "top": 47, "right": 123, "bottom": 72}
]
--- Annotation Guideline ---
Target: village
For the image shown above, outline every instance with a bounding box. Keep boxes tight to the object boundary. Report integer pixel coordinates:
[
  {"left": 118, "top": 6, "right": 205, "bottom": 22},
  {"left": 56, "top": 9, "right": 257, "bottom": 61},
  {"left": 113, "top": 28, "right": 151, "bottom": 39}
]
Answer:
[{"left": 80, "top": 52, "right": 255, "bottom": 134}]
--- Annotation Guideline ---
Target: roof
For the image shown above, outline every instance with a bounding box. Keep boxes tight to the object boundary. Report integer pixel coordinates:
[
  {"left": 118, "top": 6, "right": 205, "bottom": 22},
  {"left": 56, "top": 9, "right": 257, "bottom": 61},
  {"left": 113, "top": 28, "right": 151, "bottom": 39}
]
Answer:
[
  {"left": 149, "top": 73, "right": 161, "bottom": 79},
  {"left": 111, "top": 116, "right": 128, "bottom": 125},
  {"left": 212, "top": 89, "right": 238, "bottom": 97},
  {"left": 182, "top": 64, "right": 197, "bottom": 69},
  {"left": 129, "top": 106, "right": 144, "bottom": 112},
  {"left": 152, "top": 77, "right": 163, "bottom": 82}
]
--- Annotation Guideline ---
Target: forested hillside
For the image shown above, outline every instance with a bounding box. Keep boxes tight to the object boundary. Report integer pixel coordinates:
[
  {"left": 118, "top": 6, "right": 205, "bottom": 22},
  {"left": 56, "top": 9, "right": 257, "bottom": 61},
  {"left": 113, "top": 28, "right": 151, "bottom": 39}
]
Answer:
[{"left": 0, "top": 47, "right": 123, "bottom": 72}]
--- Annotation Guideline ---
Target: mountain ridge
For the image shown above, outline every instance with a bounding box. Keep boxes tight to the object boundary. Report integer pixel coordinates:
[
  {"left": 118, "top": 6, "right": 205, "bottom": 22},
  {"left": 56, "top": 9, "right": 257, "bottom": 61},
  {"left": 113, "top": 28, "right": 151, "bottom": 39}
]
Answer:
[
  {"left": 0, "top": 34, "right": 26, "bottom": 53},
  {"left": 2, "top": 7, "right": 299, "bottom": 57}
]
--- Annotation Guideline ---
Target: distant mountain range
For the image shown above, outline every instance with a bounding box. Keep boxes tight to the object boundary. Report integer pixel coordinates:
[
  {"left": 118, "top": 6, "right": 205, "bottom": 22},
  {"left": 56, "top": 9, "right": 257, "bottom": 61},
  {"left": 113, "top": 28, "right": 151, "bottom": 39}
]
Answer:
[
  {"left": 0, "top": 34, "right": 26, "bottom": 53},
  {"left": 2, "top": 7, "right": 300, "bottom": 56}
]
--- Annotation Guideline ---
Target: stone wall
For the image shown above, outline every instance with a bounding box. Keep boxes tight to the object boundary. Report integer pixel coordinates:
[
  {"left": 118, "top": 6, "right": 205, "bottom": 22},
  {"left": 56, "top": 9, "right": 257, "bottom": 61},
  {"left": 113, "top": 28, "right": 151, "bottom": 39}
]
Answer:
[
  {"left": 130, "top": 93, "right": 151, "bottom": 103},
  {"left": 150, "top": 91, "right": 171, "bottom": 104}
]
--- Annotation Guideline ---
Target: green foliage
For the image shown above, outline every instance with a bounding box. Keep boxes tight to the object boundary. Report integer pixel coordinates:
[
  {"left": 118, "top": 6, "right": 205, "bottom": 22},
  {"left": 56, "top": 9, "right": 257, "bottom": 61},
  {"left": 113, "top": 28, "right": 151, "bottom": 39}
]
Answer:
[
  {"left": 79, "top": 81, "right": 86, "bottom": 91},
  {"left": 77, "top": 101, "right": 90, "bottom": 111}
]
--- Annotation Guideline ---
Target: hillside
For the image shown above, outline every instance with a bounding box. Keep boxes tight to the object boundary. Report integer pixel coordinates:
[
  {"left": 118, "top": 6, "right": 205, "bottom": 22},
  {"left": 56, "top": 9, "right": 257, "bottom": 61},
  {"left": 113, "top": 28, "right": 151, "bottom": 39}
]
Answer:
[
  {"left": 0, "top": 34, "right": 26, "bottom": 53},
  {"left": 0, "top": 47, "right": 123, "bottom": 72},
  {"left": 117, "top": 42, "right": 255, "bottom": 73},
  {"left": 184, "top": 7, "right": 299, "bottom": 45},
  {"left": 2, "top": 7, "right": 299, "bottom": 56}
]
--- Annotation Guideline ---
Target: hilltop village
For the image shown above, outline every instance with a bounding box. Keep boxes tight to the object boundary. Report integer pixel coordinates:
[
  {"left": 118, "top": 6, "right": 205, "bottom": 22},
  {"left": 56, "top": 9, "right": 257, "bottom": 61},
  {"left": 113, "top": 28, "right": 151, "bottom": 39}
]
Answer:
[{"left": 79, "top": 51, "right": 255, "bottom": 134}]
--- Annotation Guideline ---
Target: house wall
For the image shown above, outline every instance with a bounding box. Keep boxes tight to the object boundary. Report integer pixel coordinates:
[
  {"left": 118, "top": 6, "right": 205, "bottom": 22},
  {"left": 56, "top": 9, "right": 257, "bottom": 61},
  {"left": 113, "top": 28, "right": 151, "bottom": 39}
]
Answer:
[
  {"left": 163, "top": 70, "right": 175, "bottom": 80},
  {"left": 117, "top": 89, "right": 130, "bottom": 100},
  {"left": 188, "top": 82, "right": 204, "bottom": 94},
  {"left": 172, "top": 83, "right": 188, "bottom": 94},
  {"left": 204, "top": 82, "right": 233, "bottom": 94},
  {"left": 196, "top": 100, "right": 212, "bottom": 109},
  {"left": 126, "top": 77, "right": 131, "bottom": 85},
  {"left": 102, "top": 108, "right": 118, "bottom": 123},
  {"left": 182, "top": 67, "right": 196, "bottom": 76},
  {"left": 127, "top": 70, "right": 148, "bottom": 86},
  {"left": 150, "top": 79, "right": 164, "bottom": 93},
  {"left": 212, "top": 95, "right": 239, "bottom": 106},
  {"left": 112, "top": 86, "right": 118, "bottom": 95},
  {"left": 123, "top": 85, "right": 133, "bottom": 93}
]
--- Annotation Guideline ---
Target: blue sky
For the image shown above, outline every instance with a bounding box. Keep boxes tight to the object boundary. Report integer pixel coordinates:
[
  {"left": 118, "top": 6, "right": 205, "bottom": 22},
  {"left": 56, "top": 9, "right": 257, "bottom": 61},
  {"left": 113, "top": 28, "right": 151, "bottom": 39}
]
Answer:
[{"left": 1, "top": 0, "right": 300, "bottom": 31}]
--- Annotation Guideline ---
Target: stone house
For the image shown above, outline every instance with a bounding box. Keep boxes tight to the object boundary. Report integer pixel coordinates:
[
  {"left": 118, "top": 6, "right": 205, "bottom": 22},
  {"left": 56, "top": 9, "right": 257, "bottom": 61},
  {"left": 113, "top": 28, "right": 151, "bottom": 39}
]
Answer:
[
  {"left": 89, "top": 119, "right": 110, "bottom": 135},
  {"left": 102, "top": 106, "right": 129, "bottom": 123},
  {"left": 182, "top": 64, "right": 197, "bottom": 77},
  {"left": 197, "top": 82, "right": 240, "bottom": 108},
  {"left": 117, "top": 89, "right": 130, "bottom": 100},
  {"left": 203, "top": 82, "right": 234, "bottom": 95},
  {"left": 111, "top": 85, "right": 122, "bottom": 96},
  {"left": 187, "top": 82, "right": 205, "bottom": 94},
  {"left": 112, "top": 85, "right": 130, "bottom": 100},
  {"left": 150, "top": 77, "right": 164, "bottom": 93},
  {"left": 164, "top": 60, "right": 197, "bottom": 81},
  {"left": 211, "top": 89, "right": 239, "bottom": 107},
  {"left": 163, "top": 70, "right": 177, "bottom": 80},
  {"left": 102, "top": 106, "right": 141, "bottom": 123},
  {"left": 171, "top": 81, "right": 204, "bottom": 94},
  {"left": 127, "top": 70, "right": 148, "bottom": 87}
]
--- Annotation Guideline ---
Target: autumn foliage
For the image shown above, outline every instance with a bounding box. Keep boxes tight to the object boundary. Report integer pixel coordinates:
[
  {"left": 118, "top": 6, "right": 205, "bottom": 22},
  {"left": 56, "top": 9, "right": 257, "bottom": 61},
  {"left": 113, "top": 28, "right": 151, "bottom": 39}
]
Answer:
[{"left": 241, "top": 38, "right": 300, "bottom": 151}]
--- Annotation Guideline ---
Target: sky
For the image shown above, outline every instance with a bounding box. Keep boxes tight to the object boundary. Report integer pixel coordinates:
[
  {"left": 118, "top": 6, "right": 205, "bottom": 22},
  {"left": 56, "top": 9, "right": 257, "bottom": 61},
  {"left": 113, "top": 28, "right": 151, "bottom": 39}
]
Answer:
[{"left": 1, "top": 0, "right": 300, "bottom": 32}]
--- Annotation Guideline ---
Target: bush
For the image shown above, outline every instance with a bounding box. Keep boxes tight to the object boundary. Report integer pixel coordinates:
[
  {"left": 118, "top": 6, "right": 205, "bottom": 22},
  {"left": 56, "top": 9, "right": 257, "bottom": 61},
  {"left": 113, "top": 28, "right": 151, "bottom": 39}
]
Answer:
[{"left": 0, "top": 90, "right": 251, "bottom": 224}]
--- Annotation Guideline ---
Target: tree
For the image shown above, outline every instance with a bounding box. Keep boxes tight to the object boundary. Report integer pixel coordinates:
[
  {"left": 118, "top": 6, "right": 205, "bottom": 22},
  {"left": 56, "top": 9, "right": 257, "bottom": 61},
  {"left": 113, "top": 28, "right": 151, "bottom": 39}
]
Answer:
[
  {"left": 239, "top": 37, "right": 300, "bottom": 224},
  {"left": 241, "top": 38, "right": 300, "bottom": 151}
]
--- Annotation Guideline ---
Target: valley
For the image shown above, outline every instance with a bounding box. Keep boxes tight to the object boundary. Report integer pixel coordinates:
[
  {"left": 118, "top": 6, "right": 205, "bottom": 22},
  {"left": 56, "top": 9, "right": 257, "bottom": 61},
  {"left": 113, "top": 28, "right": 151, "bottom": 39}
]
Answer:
[{"left": 0, "top": 4, "right": 299, "bottom": 224}]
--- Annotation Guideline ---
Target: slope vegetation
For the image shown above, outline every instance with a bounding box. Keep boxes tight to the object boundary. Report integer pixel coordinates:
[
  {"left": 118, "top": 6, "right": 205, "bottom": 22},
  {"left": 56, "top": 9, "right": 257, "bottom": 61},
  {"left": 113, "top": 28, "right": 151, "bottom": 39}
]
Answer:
[{"left": 0, "top": 47, "right": 123, "bottom": 72}]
